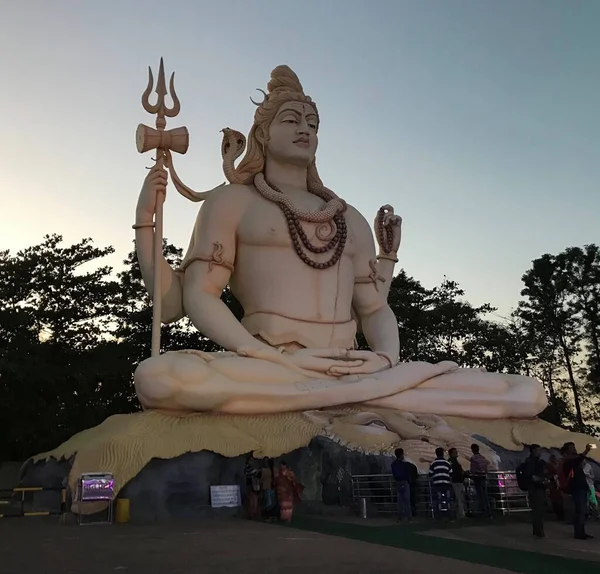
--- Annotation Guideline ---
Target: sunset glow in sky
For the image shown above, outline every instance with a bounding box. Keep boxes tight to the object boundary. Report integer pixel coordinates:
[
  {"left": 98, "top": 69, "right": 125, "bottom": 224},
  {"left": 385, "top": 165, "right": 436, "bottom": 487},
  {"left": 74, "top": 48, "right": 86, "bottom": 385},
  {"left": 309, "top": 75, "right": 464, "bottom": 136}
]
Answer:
[{"left": 1, "top": 0, "right": 598, "bottom": 316}]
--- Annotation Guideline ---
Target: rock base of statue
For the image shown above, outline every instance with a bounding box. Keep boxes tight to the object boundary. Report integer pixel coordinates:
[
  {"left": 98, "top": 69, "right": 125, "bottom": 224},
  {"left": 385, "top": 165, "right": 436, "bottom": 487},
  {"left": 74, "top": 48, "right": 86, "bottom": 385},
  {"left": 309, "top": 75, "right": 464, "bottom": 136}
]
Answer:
[
  {"left": 20, "top": 409, "right": 600, "bottom": 521},
  {"left": 19, "top": 437, "right": 389, "bottom": 522}
]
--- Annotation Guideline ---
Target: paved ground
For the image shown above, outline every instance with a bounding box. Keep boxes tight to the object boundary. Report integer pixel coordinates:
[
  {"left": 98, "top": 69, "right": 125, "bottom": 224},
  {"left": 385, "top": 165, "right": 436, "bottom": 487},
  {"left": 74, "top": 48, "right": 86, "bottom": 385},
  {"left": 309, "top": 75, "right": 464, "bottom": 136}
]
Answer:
[
  {"left": 0, "top": 515, "right": 597, "bottom": 574},
  {"left": 0, "top": 516, "right": 518, "bottom": 574}
]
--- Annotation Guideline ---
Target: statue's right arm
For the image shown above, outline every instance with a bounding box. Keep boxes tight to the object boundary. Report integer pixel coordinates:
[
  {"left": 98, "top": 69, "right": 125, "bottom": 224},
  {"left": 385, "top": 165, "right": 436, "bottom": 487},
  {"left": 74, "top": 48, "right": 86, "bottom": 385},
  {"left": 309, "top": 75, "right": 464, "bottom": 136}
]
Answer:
[
  {"left": 180, "top": 185, "right": 272, "bottom": 353},
  {"left": 135, "top": 165, "right": 184, "bottom": 323},
  {"left": 135, "top": 230, "right": 183, "bottom": 323}
]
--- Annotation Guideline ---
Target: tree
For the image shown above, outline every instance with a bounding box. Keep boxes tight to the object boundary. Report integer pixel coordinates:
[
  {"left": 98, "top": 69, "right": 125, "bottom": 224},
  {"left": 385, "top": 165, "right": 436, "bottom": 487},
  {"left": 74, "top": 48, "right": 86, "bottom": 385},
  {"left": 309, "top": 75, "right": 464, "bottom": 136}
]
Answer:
[
  {"left": 561, "top": 245, "right": 600, "bottom": 394},
  {"left": 0, "top": 235, "right": 245, "bottom": 460},
  {"left": 462, "top": 319, "right": 525, "bottom": 375},
  {"left": 518, "top": 254, "right": 585, "bottom": 430},
  {"left": 384, "top": 270, "right": 435, "bottom": 362},
  {"left": 424, "top": 278, "right": 495, "bottom": 366},
  {"left": 2, "top": 233, "right": 599, "bottom": 459},
  {"left": 380, "top": 272, "right": 519, "bottom": 371},
  {"left": 0, "top": 235, "right": 120, "bottom": 459}
]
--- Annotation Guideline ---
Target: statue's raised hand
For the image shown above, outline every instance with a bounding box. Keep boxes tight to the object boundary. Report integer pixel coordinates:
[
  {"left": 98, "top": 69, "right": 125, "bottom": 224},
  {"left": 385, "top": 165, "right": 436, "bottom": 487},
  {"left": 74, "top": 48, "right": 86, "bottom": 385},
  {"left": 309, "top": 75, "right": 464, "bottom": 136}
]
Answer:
[
  {"left": 374, "top": 205, "right": 402, "bottom": 256},
  {"left": 136, "top": 164, "right": 168, "bottom": 223}
]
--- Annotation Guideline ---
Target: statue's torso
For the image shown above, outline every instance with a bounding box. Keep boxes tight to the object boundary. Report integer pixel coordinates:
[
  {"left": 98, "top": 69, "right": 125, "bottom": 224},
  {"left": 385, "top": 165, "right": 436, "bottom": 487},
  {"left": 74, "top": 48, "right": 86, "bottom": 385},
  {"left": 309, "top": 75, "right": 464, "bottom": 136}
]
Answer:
[{"left": 230, "top": 186, "right": 360, "bottom": 349}]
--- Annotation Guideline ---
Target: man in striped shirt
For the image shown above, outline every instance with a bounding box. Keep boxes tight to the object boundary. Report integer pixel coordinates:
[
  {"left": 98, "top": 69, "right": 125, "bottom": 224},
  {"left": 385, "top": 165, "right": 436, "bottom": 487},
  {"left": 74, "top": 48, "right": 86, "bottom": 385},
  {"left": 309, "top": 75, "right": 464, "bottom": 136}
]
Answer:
[{"left": 429, "top": 447, "right": 454, "bottom": 519}]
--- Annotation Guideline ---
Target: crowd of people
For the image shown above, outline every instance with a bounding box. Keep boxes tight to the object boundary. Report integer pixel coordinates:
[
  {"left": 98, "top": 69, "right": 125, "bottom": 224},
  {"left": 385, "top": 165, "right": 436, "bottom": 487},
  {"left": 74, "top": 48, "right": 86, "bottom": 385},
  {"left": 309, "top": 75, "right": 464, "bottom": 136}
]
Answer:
[
  {"left": 241, "top": 441, "right": 598, "bottom": 536},
  {"left": 243, "top": 456, "right": 304, "bottom": 523},
  {"left": 392, "top": 444, "right": 493, "bottom": 522},
  {"left": 519, "top": 441, "right": 599, "bottom": 540},
  {"left": 391, "top": 441, "right": 599, "bottom": 541}
]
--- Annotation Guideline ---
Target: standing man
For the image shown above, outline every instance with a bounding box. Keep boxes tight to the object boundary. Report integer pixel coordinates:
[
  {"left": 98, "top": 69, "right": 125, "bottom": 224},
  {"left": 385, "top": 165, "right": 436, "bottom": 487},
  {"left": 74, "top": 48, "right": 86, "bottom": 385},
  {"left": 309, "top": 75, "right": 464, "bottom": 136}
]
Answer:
[
  {"left": 469, "top": 444, "right": 492, "bottom": 518},
  {"left": 562, "top": 442, "right": 595, "bottom": 540},
  {"left": 429, "top": 447, "right": 454, "bottom": 520},
  {"left": 391, "top": 448, "right": 413, "bottom": 521},
  {"left": 522, "top": 444, "right": 548, "bottom": 538},
  {"left": 448, "top": 448, "right": 466, "bottom": 519}
]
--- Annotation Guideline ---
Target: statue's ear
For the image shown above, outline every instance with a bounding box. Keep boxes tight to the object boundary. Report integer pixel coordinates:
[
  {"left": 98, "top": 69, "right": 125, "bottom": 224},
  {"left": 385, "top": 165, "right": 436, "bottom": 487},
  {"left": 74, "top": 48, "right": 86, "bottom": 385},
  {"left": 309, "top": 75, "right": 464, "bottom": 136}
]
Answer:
[
  {"left": 255, "top": 126, "right": 265, "bottom": 145},
  {"left": 253, "top": 128, "right": 269, "bottom": 158},
  {"left": 254, "top": 125, "right": 270, "bottom": 147}
]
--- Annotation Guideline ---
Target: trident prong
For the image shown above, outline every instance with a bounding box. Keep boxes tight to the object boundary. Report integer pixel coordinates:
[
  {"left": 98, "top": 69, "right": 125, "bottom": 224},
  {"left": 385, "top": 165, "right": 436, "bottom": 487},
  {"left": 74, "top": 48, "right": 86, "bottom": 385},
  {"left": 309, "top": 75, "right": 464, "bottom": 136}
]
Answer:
[
  {"left": 141, "top": 67, "right": 157, "bottom": 114},
  {"left": 141, "top": 58, "right": 180, "bottom": 124},
  {"left": 166, "top": 72, "right": 181, "bottom": 117}
]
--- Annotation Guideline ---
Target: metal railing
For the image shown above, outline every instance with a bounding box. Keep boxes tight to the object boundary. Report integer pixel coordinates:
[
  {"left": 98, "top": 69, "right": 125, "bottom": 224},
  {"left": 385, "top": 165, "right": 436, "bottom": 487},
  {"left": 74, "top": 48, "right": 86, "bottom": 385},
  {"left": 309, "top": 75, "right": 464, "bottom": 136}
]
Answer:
[
  {"left": 0, "top": 487, "right": 66, "bottom": 518},
  {"left": 351, "top": 471, "right": 530, "bottom": 517}
]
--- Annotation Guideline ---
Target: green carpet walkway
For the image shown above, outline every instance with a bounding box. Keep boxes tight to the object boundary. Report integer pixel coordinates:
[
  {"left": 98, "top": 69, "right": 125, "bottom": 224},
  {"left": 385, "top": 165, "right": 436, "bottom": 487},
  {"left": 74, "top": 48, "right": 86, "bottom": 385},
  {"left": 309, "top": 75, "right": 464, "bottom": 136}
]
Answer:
[{"left": 283, "top": 516, "right": 598, "bottom": 574}]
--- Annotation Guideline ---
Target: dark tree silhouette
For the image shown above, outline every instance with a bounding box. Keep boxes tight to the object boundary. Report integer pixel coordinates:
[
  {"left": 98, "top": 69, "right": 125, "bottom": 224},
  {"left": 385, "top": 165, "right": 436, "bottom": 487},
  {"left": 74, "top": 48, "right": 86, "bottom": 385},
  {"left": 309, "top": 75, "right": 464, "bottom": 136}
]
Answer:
[{"left": 1, "top": 236, "right": 598, "bottom": 460}]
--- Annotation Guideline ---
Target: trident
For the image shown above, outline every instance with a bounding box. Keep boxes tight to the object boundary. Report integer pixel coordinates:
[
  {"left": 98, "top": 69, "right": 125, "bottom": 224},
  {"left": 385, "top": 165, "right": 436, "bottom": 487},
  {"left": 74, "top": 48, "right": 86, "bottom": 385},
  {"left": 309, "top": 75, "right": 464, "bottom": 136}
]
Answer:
[
  {"left": 136, "top": 58, "right": 220, "bottom": 357},
  {"left": 136, "top": 58, "right": 188, "bottom": 357}
]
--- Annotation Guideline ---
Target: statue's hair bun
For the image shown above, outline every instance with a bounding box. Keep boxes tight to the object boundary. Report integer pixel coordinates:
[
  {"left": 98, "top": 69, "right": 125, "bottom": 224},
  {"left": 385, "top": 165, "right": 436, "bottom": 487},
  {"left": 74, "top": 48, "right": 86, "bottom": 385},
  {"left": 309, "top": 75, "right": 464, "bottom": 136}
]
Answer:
[{"left": 267, "top": 65, "right": 305, "bottom": 97}]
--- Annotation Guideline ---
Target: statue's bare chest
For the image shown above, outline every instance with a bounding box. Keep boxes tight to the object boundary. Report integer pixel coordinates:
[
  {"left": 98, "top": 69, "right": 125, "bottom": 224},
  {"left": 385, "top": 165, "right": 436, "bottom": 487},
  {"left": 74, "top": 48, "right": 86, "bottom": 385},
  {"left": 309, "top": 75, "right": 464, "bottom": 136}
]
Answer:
[{"left": 237, "top": 193, "right": 356, "bottom": 255}]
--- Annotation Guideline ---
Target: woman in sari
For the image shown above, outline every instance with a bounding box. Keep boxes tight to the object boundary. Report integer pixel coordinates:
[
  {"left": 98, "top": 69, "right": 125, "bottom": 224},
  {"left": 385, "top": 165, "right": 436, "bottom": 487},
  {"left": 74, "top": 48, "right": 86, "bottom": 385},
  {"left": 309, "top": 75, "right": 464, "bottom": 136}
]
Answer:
[
  {"left": 244, "top": 454, "right": 261, "bottom": 520},
  {"left": 546, "top": 454, "right": 565, "bottom": 521},
  {"left": 275, "top": 461, "right": 304, "bottom": 522}
]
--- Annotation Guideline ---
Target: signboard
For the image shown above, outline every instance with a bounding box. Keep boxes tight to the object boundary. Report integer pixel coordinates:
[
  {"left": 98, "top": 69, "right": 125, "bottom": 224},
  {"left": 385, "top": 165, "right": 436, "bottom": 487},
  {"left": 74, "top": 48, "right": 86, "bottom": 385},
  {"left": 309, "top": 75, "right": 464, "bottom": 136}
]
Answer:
[
  {"left": 210, "top": 485, "right": 241, "bottom": 508},
  {"left": 79, "top": 472, "right": 115, "bottom": 501}
]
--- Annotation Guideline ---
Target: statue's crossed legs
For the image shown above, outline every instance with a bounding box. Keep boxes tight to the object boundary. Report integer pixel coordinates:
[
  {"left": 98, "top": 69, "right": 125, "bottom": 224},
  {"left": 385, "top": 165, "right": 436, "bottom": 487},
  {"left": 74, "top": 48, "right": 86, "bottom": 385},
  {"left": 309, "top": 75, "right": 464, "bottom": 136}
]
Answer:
[{"left": 134, "top": 347, "right": 548, "bottom": 419}]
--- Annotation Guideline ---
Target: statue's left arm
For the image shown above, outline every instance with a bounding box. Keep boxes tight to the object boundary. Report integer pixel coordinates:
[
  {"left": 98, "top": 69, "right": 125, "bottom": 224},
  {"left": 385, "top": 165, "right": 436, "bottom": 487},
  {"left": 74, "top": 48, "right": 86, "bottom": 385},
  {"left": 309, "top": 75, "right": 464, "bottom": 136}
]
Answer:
[{"left": 349, "top": 207, "right": 400, "bottom": 367}]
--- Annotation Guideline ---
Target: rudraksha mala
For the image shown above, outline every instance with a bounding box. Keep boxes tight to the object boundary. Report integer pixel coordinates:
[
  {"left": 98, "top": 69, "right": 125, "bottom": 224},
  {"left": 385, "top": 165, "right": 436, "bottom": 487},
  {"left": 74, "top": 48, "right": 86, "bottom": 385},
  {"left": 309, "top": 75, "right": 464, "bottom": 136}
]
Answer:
[{"left": 264, "top": 178, "right": 347, "bottom": 270}]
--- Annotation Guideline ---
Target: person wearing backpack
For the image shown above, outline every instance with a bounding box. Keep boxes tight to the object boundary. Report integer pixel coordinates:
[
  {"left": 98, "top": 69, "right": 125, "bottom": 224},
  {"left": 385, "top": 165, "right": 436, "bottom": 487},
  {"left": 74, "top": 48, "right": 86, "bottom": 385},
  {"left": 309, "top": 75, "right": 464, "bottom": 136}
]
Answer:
[
  {"left": 520, "top": 444, "right": 549, "bottom": 538},
  {"left": 562, "top": 442, "right": 595, "bottom": 540}
]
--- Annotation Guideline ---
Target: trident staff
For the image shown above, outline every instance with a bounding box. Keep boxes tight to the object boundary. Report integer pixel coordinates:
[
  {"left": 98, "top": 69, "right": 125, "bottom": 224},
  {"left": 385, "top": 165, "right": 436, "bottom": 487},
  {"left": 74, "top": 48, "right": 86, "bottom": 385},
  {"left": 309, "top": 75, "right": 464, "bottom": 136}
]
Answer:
[{"left": 134, "top": 58, "right": 189, "bottom": 357}]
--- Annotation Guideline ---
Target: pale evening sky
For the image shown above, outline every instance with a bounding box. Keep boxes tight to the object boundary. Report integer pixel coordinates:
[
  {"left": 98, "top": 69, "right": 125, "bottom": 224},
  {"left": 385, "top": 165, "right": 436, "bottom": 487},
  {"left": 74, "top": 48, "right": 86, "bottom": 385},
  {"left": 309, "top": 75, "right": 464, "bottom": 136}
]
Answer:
[{"left": 1, "top": 0, "right": 598, "bottom": 317}]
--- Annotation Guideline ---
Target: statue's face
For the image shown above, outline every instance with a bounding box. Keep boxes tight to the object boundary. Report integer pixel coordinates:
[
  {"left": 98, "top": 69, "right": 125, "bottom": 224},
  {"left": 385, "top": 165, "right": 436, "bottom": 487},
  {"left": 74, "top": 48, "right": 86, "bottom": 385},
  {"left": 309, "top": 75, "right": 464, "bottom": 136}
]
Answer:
[{"left": 266, "top": 101, "right": 318, "bottom": 167}]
